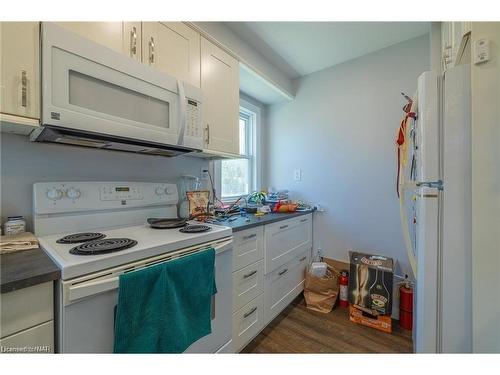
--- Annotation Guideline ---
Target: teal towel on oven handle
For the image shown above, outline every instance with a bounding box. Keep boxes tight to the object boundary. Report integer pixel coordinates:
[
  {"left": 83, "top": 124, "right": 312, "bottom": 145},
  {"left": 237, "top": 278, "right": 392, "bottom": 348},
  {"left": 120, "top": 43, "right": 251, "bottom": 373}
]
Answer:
[{"left": 113, "top": 247, "right": 217, "bottom": 353}]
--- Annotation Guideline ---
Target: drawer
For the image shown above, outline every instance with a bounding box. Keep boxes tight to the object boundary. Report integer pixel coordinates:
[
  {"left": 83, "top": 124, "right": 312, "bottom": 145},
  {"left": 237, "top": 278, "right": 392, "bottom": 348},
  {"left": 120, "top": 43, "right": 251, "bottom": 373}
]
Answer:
[
  {"left": 233, "top": 226, "right": 264, "bottom": 272},
  {"left": 232, "top": 259, "right": 264, "bottom": 312},
  {"left": 0, "top": 282, "right": 54, "bottom": 338},
  {"left": 0, "top": 320, "right": 54, "bottom": 353},
  {"left": 264, "top": 250, "right": 310, "bottom": 326},
  {"left": 232, "top": 294, "right": 264, "bottom": 352},
  {"left": 264, "top": 214, "right": 312, "bottom": 274}
]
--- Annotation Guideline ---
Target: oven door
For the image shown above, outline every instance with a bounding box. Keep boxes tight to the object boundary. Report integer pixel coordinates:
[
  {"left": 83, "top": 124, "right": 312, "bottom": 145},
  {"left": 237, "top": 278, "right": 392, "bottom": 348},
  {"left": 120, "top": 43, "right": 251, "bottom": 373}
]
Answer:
[
  {"left": 42, "top": 23, "right": 187, "bottom": 147},
  {"left": 57, "top": 238, "right": 233, "bottom": 353}
]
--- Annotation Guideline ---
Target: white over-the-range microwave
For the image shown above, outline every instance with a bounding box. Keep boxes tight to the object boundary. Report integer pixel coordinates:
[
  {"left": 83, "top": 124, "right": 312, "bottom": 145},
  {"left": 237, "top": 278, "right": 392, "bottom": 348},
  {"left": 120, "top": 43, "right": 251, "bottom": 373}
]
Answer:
[{"left": 31, "top": 23, "right": 204, "bottom": 157}]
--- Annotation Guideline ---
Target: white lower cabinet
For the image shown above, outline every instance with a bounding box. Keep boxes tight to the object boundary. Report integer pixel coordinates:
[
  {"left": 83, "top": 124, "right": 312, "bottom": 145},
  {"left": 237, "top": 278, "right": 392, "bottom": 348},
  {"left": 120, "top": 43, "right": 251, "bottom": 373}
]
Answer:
[
  {"left": 0, "top": 282, "right": 54, "bottom": 353},
  {"left": 264, "top": 214, "right": 312, "bottom": 274},
  {"left": 232, "top": 226, "right": 264, "bottom": 272},
  {"left": 0, "top": 321, "right": 54, "bottom": 353},
  {"left": 232, "top": 294, "right": 264, "bottom": 353},
  {"left": 232, "top": 259, "right": 264, "bottom": 312},
  {"left": 263, "top": 250, "right": 310, "bottom": 326},
  {"left": 231, "top": 214, "right": 312, "bottom": 352}
]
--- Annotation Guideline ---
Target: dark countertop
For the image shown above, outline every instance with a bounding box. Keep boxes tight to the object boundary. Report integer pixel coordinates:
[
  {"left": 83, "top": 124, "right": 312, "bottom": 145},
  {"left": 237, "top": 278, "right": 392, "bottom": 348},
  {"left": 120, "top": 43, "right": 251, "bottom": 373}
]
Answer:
[
  {"left": 0, "top": 211, "right": 314, "bottom": 293},
  {"left": 218, "top": 210, "right": 314, "bottom": 232},
  {"left": 1, "top": 247, "right": 61, "bottom": 294}
]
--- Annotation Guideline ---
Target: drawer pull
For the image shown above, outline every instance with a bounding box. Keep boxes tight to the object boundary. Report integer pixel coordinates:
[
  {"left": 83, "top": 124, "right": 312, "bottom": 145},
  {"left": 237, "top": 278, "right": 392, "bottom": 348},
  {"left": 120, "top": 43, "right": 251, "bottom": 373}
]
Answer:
[
  {"left": 279, "top": 224, "right": 289, "bottom": 230},
  {"left": 300, "top": 218, "right": 308, "bottom": 223},
  {"left": 242, "top": 233, "right": 257, "bottom": 241},
  {"left": 299, "top": 256, "right": 307, "bottom": 262},
  {"left": 243, "top": 307, "right": 258, "bottom": 318},
  {"left": 130, "top": 26, "right": 138, "bottom": 57},
  {"left": 243, "top": 270, "right": 258, "bottom": 279},
  {"left": 149, "top": 37, "right": 155, "bottom": 64},
  {"left": 21, "top": 70, "right": 27, "bottom": 107},
  {"left": 278, "top": 268, "right": 288, "bottom": 276}
]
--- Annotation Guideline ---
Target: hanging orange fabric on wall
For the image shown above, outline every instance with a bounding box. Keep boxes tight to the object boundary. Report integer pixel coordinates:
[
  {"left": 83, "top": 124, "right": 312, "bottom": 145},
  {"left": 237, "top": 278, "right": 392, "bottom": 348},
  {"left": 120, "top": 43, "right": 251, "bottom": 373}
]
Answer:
[{"left": 396, "top": 97, "right": 416, "bottom": 197}]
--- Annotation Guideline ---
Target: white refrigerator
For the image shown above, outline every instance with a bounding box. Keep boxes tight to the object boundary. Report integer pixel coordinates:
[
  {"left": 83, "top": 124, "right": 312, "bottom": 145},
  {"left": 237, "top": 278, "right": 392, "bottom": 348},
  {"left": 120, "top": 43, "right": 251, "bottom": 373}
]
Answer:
[{"left": 399, "top": 64, "right": 472, "bottom": 353}]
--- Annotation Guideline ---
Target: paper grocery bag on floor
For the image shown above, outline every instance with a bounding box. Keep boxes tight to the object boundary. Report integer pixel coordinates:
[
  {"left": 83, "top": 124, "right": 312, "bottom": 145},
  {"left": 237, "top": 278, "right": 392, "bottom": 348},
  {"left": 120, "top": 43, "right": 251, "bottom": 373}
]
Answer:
[{"left": 304, "top": 258, "right": 340, "bottom": 313}]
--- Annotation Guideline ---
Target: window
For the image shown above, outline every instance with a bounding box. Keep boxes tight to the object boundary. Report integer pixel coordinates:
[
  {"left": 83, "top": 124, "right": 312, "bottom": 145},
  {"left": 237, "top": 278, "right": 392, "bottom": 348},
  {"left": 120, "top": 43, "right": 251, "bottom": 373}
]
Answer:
[{"left": 214, "top": 100, "right": 260, "bottom": 202}]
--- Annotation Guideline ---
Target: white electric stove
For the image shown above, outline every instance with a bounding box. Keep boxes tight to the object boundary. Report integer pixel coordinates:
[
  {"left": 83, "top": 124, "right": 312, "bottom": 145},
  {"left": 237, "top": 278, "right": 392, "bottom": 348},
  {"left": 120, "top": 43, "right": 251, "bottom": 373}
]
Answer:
[{"left": 33, "top": 181, "right": 233, "bottom": 353}]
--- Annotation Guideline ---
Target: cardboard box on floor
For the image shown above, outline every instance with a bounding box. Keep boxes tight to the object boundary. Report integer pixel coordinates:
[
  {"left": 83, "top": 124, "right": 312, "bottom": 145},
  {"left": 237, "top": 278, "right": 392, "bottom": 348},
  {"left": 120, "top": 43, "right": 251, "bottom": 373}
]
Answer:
[
  {"left": 349, "top": 305, "right": 392, "bottom": 334},
  {"left": 348, "top": 251, "right": 395, "bottom": 315},
  {"left": 347, "top": 251, "right": 395, "bottom": 333}
]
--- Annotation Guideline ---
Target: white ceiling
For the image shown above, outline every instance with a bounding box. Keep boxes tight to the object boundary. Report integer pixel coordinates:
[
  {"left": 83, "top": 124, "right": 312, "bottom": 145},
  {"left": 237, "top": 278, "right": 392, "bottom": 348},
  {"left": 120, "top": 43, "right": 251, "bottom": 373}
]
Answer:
[{"left": 226, "top": 22, "right": 430, "bottom": 78}]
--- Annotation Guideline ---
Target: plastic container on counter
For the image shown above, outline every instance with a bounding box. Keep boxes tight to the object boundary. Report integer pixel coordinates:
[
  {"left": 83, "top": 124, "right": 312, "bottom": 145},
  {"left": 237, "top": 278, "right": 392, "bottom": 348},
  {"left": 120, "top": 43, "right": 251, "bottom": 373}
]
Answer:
[{"left": 4, "top": 216, "right": 26, "bottom": 235}]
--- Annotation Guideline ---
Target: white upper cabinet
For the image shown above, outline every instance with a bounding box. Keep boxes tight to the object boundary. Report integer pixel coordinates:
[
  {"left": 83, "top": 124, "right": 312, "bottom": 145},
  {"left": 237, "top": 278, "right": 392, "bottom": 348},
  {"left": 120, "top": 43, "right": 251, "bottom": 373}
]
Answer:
[
  {"left": 201, "top": 37, "right": 239, "bottom": 155},
  {"left": 55, "top": 22, "right": 142, "bottom": 62},
  {"left": 0, "top": 22, "right": 40, "bottom": 121},
  {"left": 142, "top": 22, "right": 200, "bottom": 88},
  {"left": 441, "top": 22, "right": 471, "bottom": 70}
]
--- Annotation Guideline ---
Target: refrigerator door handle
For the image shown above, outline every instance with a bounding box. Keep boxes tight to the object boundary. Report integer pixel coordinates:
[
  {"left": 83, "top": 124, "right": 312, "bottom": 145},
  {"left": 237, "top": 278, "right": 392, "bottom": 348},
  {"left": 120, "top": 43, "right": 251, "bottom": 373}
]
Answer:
[{"left": 416, "top": 180, "right": 444, "bottom": 190}]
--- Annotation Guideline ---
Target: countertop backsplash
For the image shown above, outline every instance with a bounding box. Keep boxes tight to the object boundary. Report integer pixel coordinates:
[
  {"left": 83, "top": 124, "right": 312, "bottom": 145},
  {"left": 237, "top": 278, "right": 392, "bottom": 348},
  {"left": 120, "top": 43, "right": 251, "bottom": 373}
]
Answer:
[{"left": 0, "top": 133, "right": 208, "bottom": 231}]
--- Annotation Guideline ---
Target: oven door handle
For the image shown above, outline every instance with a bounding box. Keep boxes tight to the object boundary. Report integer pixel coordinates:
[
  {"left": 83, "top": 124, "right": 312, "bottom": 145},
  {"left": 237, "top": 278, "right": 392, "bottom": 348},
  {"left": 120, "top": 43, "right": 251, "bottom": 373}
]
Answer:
[
  {"left": 68, "top": 276, "right": 119, "bottom": 303},
  {"left": 65, "top": 237, "right": 233, "bottom": 305}
]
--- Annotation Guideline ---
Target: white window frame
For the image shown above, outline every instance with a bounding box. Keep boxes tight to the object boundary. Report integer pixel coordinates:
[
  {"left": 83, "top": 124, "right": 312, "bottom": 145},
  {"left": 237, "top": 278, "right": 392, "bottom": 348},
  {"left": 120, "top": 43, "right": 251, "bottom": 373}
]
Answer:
[{"left": 212, "top": 98, "right": 262, "bottom": 203}]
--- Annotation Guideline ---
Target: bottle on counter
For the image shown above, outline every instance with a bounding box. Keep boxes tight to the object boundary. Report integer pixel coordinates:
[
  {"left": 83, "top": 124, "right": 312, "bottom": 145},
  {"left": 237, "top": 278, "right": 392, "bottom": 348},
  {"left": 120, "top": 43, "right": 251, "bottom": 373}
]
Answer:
[{"left": 4, "top": 216, "right": 26, "bottom": 235}]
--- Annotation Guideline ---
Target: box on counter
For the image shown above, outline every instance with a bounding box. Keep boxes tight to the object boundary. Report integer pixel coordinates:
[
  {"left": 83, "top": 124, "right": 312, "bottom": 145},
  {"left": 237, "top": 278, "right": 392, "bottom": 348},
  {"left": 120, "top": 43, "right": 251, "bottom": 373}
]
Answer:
[
  {"left": 349, "top": 305, "right": 392, "bottom": 334},
  {"left": 348, "top": 251, "right": 395, "bottom": 316}
]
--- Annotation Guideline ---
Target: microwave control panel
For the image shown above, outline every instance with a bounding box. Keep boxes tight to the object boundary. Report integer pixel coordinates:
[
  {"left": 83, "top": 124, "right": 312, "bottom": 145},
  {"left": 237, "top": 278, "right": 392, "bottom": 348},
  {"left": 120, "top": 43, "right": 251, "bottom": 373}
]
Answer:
[{"left": 185, "top": 99, "right": 201, "bottom": 138}]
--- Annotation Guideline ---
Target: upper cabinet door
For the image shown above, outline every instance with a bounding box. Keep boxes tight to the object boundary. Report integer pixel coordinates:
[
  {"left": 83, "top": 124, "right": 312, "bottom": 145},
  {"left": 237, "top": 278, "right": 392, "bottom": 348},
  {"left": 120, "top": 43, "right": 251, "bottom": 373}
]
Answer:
[
  {"left": 55, "top": 22, "right": 142, "bottom": 62},
  {"left": 0, "top": 22, "right": 40, "bottom": 119},
  {"left": 142, "top": 22, "right": 200, "bottom": 87},
  {"left": 201, "top": 37, "right": 239, "bottom": 155}
]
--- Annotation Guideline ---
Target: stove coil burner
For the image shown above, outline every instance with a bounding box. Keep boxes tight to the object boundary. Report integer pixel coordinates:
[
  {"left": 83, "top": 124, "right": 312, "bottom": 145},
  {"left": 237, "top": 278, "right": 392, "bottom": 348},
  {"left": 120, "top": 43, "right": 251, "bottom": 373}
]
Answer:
[
  {"left": 147, "top": 218, "right": 188, "bottom": 229},
  {"left": 179, "top": 224, "right": 212, "bottom": 233},
  {"left": 69, "top": 238, "right": 137, "bottom": 255},
  {"left": 57, "top": 232, "right": 106, "bottom": 244}
]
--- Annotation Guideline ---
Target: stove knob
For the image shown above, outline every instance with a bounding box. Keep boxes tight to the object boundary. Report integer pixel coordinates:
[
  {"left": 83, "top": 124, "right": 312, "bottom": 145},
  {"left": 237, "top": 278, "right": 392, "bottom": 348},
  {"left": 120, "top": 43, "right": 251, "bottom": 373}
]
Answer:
[
  {"left": 66, "top": 187, "right": 81, "bottom": 200},
  {"left": 155, "top": 187, "right": 166, "bottom": 195},
  {"left": 165, "top": 187, "right": 175, "bottom": 195},
  {"left": 47, "top": 188, "right": 63, "bottom": 200}
]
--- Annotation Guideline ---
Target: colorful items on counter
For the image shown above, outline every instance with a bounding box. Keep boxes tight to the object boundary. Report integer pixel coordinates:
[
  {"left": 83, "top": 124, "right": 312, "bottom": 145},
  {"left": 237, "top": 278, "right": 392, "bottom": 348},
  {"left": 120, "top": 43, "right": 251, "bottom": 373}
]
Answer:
[{"left": 273, "top": 202, "right": 298, "bottom": 213}]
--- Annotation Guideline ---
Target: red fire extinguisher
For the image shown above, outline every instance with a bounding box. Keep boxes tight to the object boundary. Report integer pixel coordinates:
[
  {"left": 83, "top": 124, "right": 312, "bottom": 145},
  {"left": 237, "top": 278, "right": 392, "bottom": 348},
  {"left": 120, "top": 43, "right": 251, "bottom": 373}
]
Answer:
[
  {"left": 339, "top": 270, "right": 349, "bottom": 308},
  {"left": 399, "top": 282, "right": 413, "bottom": 330}
]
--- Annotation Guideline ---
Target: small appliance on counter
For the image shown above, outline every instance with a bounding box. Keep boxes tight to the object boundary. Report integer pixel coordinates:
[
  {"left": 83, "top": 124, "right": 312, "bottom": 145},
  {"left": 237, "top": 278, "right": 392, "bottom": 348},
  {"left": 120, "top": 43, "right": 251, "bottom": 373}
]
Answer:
[{"left": 178, "top": 175, "right": 200, "bottom": 218}]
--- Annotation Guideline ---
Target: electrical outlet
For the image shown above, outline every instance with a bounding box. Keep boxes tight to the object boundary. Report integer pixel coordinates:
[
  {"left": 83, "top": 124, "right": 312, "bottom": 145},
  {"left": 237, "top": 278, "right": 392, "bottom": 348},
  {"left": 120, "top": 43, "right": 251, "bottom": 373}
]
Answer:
[
  {"left": 293, "top": 169, "right": 302, "bottom": 181},
  {"left": 200, "top": 168, "right": 209, "bottom": 179}
]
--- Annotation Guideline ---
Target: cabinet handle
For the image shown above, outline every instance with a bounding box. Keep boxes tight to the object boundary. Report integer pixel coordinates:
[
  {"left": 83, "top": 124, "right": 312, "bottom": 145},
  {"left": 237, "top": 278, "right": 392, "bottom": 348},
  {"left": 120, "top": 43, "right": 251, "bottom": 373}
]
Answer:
[
  {"left": 299, "top": 256, "right": 307, "bottom": 262},
  {"left": 300, "top": 218, "right": 308, "bottom": 223},
  {"left": 21, "top": 70, "right": 27, "bottom": 108},
  {"left": 278, "top": 268, "right": 288, "bottom": 276},
  {"left": 279, "top": 224, "right": 289, "bottom": 230},
  {"left": 149, "top": 37, "right": 155, "bottom": 64},
  {"left": 130, "top": 26, "right": 137, "bottom": 57},
  {"left": 205, "top": 124, "right": 210, "bottom": 144},
  {"left": 242, "top": 233, "right": 257, "bottom": 241},
  {"left": 243, "top": 307, "right": 257, "bottom": 318},
  {"left": 243, "top": 270, "right": 258, "bottom": 279}
]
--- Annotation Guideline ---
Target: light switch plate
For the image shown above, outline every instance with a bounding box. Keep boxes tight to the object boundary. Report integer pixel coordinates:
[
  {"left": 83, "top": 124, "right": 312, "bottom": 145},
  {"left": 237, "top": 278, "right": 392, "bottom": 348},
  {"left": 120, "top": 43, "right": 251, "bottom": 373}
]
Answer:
[
  {"left": 293, "top": 169, "right": 302, "bottom": 181},
  {"left": 474, "top": 38, "right": 490, "bottom": 65}
]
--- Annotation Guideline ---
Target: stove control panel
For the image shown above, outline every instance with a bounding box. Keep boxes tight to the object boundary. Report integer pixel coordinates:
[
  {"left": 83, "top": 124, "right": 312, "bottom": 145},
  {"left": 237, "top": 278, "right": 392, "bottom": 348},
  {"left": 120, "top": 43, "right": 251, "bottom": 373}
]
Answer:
[
  {"left": 100, "top": 185, "right": 143, "bottom": 201},
  {"left": 34, "top": 182, "right": 179, "bottom": 214}
]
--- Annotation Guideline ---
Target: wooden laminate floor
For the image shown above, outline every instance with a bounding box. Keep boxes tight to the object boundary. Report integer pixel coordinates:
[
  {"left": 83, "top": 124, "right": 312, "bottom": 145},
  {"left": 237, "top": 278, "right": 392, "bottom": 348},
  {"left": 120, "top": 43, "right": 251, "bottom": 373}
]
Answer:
[{"left": 241, "top": 297, "right": 413, "bottom": 353}]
